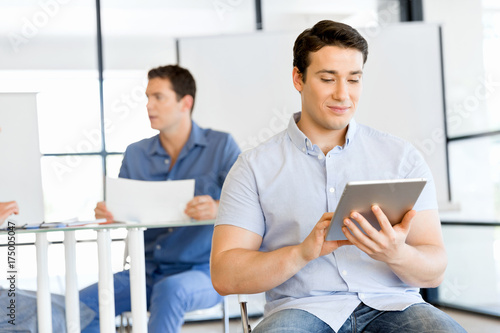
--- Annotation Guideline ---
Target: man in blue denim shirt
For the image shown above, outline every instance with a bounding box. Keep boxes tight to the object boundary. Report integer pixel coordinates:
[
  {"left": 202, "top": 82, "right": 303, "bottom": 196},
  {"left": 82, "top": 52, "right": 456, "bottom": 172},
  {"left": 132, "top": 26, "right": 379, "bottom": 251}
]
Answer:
[
  {"left": 80, "top": 65, "right": 240, "bottom": 332},
  {"left": 211, "top": 21, "right": 465, "bottom": 332}
]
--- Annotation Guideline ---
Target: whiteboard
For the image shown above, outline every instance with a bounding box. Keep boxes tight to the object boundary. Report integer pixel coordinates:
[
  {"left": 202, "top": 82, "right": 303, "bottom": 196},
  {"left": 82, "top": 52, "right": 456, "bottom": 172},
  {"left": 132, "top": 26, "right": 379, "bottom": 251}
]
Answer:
[
  {"left": 180, "top": 31, "right": 300, "bottom": 152},
  {"left": 0, "top": 93, "right": 45, "bottom": 227},
  {"left": 178, "top": 22, "right": 449, "bottom": 206},
  {"left": 358, "top": 23, "right": 449, "bottom": 208}
]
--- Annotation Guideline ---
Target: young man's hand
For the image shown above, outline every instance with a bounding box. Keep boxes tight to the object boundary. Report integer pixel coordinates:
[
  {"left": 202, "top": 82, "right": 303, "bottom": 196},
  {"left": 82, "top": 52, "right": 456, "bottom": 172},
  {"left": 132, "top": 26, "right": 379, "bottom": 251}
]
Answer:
[
  {"left": 94, "top": 201, "right": 114, "bottom": 222},
  {"left": 184, "top": 195, "right": 218, "bottom": 220},
  {"left": 341, "top": 205, "right": 416, "bottom": 264},
  {"left": 0, "top": 201, "right": 19, "bottom": 224},
  {"left": 299, "top": 212, "right": 351, "bottom": 264}
]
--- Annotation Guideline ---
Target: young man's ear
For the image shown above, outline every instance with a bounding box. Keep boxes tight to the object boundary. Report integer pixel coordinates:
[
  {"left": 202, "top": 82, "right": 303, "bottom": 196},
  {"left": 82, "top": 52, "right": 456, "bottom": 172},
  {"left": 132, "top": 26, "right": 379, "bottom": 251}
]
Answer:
[
  {"left": 181, "top": 95, "right": 194, "bottom": 113},
  {"left": 292, "top": 67, "right": 304, "bottom": 92}
]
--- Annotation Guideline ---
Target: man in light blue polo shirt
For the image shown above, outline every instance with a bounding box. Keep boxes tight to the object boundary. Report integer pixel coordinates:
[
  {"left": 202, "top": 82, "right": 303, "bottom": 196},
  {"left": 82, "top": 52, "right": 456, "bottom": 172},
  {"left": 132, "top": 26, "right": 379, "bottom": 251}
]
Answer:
[
  {"left": 80, "top": 65, "right": 240, "bottom": 332},
  {"left": 211, "top": 20, "right": 465, "bottom": 332}
]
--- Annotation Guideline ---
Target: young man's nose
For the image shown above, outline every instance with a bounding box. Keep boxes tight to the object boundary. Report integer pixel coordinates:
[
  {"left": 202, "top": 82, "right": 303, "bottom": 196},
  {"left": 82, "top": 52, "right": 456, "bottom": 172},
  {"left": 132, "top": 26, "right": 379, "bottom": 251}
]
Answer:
[{"left": 332, "top": 81, "right": 349, "bottom": 101}]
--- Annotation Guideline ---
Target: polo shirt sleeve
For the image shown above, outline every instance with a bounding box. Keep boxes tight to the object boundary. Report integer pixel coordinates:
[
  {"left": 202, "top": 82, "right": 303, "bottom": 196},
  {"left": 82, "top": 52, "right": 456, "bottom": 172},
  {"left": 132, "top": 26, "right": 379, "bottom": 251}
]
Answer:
[
  {"left": 216, "top": 154, "right": 266, "bottom": 237},
  {"left": 403, "top": 144, "right": 439, "bottom": 211}
]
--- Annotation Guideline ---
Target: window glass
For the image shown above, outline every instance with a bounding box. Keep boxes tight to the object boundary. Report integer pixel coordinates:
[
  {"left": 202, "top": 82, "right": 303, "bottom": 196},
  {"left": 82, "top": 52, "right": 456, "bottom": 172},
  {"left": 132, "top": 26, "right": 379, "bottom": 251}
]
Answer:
[
  {"left": 0, "top": 0, "right": 100, "bottom": 153},
  {"left": 100, "top": 0, "right": 256, "bottom": 153},
  {"left": 101, "top": 0, "right": 255, "bottom": 152},
  {"left": 41, "top": 155, "right": 103, "bottom": 221},
  {"left": 0, "top": 0, "right": 97, "bottom": 69},
  {"left": 103, "top": 71, "right": 156, "bottom": 152},
  {"left": 262, "top": 0, "right": 395, "bottom": 32},
  {"left": 424, "top": 0, "right": 500, "bottom": 137},
  {"left": 0, "top": 0, "right": 102, "bottom": 222},
  {"left": 482, "top": 4, "right": 500, "bottom": 131},
  {"left": 0, "top": 71, "right": 101, "bottom": 154},
  {"left": 0, "top": 0, "right": 102, "bottom": 204},
  {"left": 101, "top": 0, "right": 255, "bottom": 43},
  {"left": 106, "top": 154, "right": 124, "bottom": 179},
  {"left": 440, "top": 135, "right": 500, "bottom": 223},
  {"left": 439, "top": 225, "right": 500, "bottom": 316}
]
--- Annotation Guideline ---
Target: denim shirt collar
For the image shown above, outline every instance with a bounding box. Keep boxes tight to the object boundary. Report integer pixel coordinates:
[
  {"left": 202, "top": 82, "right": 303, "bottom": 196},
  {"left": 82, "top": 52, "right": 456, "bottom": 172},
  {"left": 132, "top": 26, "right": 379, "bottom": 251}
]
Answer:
[{"left": 148, "top": 121, "right": 207, "bottom": 157}]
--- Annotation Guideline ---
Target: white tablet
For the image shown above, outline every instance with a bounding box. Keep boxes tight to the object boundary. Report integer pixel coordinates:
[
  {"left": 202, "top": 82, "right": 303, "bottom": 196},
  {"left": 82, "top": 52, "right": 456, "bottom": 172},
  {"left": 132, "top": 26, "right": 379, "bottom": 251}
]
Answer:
[{"left": 325, "top": 178, "right": 427, "bottom": 241}]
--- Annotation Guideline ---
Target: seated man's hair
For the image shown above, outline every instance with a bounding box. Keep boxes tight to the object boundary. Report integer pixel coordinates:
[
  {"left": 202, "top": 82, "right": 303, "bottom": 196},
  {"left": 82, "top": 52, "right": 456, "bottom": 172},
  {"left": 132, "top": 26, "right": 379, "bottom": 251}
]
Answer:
[{"left": 148, "top": 65, "right": 197, "bottom": 112}]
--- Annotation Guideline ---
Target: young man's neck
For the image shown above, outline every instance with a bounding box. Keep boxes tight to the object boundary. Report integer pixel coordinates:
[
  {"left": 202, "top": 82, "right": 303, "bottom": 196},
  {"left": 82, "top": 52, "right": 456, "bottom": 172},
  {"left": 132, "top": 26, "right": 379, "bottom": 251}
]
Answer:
[
  {"left": 297, "top": 118, "right": 348, "bottom": 156},
  {"left": 159, "top": 116, "right": 192, "bottom": 168}
]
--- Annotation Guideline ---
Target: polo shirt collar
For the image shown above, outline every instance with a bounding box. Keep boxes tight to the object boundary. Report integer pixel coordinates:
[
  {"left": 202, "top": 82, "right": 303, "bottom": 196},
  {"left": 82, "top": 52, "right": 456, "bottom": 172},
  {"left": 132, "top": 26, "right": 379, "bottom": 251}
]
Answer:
[
  {"left": 148, "top": 121, "right": 207, "bottom": 157},
  {"left": 287, "top": 111, "right": 357, "bottom": 155}
]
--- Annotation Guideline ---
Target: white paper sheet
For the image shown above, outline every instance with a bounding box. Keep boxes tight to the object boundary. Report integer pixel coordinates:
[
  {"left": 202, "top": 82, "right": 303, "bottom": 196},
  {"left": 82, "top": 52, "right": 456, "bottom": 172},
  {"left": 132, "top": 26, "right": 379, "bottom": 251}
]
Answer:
[{"left": 106, "top": 177, "right": 195, "bottom": 224}]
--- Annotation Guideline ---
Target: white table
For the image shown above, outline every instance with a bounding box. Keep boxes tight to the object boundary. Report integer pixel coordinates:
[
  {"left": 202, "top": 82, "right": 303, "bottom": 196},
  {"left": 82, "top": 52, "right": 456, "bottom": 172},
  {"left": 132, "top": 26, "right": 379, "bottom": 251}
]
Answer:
[{"left": 3, "top": 220, "right": 215, "bottom": 333}]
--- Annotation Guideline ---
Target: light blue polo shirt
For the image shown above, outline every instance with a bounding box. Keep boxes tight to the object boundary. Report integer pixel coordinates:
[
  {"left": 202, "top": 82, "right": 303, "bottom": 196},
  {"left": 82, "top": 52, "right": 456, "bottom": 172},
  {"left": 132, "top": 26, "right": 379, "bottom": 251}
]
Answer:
[
  {"left": 216, "top": 112, "right": 438, "bottom": 332},
  {"left": 119, "top": 121, "right": 240, "bottom": 273}
]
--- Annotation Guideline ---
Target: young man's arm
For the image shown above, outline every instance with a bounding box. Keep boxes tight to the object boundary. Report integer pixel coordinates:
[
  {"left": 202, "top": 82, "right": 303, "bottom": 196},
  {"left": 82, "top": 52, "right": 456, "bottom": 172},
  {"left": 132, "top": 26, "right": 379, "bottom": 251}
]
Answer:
[
  {"left": 342, "top": 207, "right": 447, "bottom": 288},
  {"left": 210, "top": 212, "right": 350, "bottom": 295},
  {"left": 185, "top": 133, "right": 241, "bottom": 221}
]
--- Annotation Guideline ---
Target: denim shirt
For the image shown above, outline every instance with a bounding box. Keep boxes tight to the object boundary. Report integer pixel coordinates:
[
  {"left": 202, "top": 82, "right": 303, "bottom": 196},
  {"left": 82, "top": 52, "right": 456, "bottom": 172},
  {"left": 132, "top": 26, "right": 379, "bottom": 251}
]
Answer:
[
  {"left": 216, "top": 112, "right": 438, "bottom": 332},
  {"left": 119, "top": 121, "right": 240, "bottom": 274}
]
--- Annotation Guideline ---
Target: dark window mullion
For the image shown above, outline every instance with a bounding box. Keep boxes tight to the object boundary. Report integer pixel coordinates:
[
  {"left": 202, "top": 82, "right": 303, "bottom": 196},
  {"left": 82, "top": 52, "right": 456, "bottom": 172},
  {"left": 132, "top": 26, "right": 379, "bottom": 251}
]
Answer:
[
  {"left": 255, "top": 0, "right": 263, "bottom": 30},
  {"left": 447, "top": 129, "right": 500, "bottom": 143},
  {"left": 95, "top": 0, "right": 107, "bottom": 198}
]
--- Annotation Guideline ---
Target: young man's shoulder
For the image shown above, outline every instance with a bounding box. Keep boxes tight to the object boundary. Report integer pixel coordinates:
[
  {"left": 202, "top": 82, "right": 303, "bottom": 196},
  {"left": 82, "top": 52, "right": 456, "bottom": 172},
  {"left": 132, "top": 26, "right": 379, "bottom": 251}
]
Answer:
[
  {"left": 238, "top": 129, "right": 288, "bottom": 162},
  {"left": 356, "top": 122, "right": 411, "bottom": 148},
  {"left": 198, "top": 128, "right": 241, "bottom": 157},
  {"left": 125, "top": 135, "right": 158, "bottom": 152},
  {"left": 202, "top": 127, "right": 234, "bottom": 142}
]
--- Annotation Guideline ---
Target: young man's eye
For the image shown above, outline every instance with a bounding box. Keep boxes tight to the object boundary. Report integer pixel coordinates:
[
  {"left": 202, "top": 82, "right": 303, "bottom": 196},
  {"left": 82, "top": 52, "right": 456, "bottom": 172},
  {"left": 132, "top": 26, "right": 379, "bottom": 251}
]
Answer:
[{"left": 321, "top": 78, "right": 334, "bottom": 82}]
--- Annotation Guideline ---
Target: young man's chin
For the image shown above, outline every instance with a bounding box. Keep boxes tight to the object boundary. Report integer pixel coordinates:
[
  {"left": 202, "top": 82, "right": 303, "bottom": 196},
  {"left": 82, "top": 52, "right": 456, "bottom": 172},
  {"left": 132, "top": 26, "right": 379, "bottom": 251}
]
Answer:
[
  {"left": 324, "top": 116, "right": 352, "bottom": 131},
  {"left": 149, "top": 120, "right": 162, "bottom": 131}
]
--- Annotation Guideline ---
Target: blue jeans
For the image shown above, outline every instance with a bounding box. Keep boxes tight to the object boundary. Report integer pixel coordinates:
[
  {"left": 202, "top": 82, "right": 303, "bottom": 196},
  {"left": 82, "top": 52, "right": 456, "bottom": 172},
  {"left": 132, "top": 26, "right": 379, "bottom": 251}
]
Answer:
[
  {"left": 79, "top": 263, "right": 222, "bottom": 333},
  {"left": 253, "top": 303, "right": 467, "bottom": 333}
]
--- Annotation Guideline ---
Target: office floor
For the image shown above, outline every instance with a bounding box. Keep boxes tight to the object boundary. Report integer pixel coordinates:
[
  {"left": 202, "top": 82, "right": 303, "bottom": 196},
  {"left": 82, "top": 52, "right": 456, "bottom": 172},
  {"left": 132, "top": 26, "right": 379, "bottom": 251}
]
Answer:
[{"left": 179, "top": 307, "right": 500, "bottom": 333}]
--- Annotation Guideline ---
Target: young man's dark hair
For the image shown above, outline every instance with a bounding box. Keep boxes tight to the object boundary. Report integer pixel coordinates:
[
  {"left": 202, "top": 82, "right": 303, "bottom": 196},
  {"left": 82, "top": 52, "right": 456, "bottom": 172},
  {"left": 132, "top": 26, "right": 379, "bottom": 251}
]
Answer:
[
  {"left": 293, "top": 20, "right": 369, "bottom": 81},
  {"left": 148, "top": 65, "right": 197, "bottom": 113}
]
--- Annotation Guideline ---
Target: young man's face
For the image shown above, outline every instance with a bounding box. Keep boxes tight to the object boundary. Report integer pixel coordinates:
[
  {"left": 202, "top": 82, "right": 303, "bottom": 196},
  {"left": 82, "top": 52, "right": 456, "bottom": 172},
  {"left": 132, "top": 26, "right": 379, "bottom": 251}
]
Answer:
[
  {"left": 293, "top": 45, "right": 363, "bottom": 133},
  {"left": 145, "top": 77, "right": 189, "bottom": 133}
]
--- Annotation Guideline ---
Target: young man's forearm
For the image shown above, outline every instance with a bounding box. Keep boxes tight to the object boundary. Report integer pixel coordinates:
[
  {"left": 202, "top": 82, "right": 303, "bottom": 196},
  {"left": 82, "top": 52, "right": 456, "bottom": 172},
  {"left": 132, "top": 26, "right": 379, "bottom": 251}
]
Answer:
[
  {"left": 211, "top": 245, "right": 307, "bottom": 296},
  {"left": 387, "top": 244, "right": 447, "bottom": 288}
]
